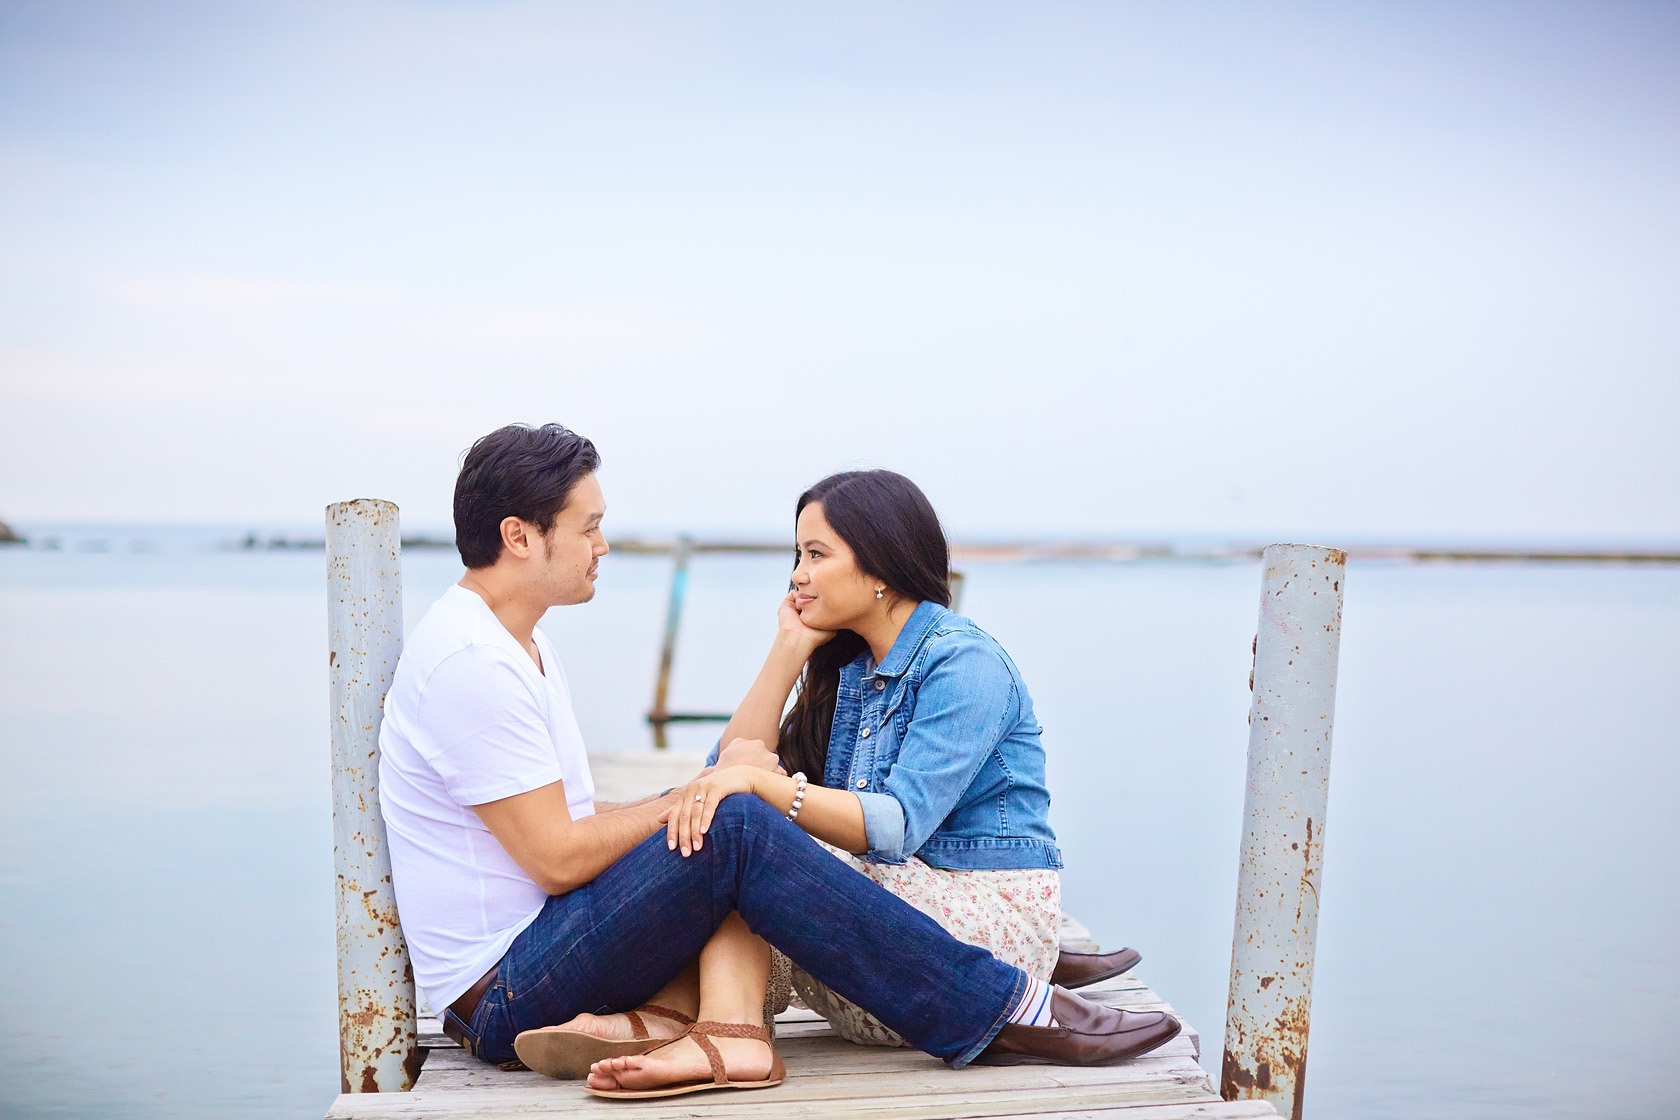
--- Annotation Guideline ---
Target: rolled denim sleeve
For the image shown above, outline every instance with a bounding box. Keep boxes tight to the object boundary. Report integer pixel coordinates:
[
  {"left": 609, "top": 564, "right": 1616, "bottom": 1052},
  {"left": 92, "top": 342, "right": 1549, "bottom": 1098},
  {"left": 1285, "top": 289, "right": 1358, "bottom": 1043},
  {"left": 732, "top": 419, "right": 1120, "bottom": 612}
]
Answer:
[
  {"left": 870, "top": 640, "right": 1017, "bottom": 863},
  {"left": 854, "top": 790, "right": 907, "bottom": 857}
]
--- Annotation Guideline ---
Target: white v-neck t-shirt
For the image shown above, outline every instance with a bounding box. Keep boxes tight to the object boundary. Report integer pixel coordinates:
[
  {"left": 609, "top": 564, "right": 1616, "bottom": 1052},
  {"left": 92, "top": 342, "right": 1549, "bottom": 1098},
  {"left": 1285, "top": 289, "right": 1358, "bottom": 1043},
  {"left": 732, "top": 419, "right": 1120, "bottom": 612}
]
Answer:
[{"left": 378, "top": 584, "right": 596, "bottom": 1012}]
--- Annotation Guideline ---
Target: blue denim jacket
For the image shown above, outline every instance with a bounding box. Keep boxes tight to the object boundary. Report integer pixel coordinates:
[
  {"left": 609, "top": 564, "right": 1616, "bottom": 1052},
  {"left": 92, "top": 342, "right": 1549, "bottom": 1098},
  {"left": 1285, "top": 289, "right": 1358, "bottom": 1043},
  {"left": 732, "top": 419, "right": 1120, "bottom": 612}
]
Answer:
[{"left": 829, "top": 601, "right": 1062, "bottom": 871}]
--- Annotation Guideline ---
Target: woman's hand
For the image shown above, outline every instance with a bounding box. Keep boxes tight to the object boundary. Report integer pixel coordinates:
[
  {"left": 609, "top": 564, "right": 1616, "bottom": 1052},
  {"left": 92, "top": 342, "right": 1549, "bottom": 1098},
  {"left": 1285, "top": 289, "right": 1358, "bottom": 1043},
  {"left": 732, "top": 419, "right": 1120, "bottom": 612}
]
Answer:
[
  {"left": 661, "top": 765, "right": 764, "bottom": 857},
  {"left": 710, "top": 596, "right": 830, "bottom": 779},
  {"left": 715, "top": 737, "right": 785, "bottom": 774},
  {"left": 778, "top": 589, "right": 836, "bottom": 651}
]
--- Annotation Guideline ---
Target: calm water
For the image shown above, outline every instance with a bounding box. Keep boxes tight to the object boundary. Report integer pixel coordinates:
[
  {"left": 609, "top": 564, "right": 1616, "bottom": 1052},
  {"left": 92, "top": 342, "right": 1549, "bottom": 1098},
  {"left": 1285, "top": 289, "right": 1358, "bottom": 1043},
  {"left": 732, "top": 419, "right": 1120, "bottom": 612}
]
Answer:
[{"left": 1, "top": 532, "right": 1675, "bottom": 1118}]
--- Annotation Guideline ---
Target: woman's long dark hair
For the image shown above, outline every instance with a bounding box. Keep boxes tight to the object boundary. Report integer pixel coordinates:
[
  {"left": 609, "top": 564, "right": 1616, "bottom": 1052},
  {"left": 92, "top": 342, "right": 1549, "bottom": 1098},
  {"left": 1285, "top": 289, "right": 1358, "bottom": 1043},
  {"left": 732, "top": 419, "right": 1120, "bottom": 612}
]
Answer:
[{"left": 778, "top": 471, "right": 952, "bottom": 783}]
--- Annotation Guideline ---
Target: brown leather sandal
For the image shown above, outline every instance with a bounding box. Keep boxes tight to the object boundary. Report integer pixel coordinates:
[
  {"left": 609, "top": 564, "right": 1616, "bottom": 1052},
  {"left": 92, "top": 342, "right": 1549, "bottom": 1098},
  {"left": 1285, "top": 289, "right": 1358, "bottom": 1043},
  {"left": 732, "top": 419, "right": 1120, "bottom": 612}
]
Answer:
[
  {"left": 584, "top": 1019, "right": 787, "bottom": 1099},
  {"left": 513, "top": 1003, "right": 695, "bottom": 1080}
]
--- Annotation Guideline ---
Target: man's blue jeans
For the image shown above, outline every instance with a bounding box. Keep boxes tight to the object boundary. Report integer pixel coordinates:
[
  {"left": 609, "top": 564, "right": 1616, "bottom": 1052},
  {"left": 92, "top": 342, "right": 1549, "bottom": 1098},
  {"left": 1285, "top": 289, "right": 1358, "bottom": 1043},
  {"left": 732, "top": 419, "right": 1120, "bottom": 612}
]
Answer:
[{"left": 445, "top": 795, "right": 1028, "bottom": 1068}]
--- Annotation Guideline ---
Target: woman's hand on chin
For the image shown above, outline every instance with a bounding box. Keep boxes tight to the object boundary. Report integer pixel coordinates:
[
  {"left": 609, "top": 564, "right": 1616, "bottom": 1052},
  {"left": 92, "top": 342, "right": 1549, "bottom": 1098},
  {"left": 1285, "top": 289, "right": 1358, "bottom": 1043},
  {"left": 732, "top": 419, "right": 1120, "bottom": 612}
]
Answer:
[
  {"left": 661, "top": 765, "right": 765, "bottom": 857},
  {"left": 778, "top": 590, "right": 836, "bottom": 651}
]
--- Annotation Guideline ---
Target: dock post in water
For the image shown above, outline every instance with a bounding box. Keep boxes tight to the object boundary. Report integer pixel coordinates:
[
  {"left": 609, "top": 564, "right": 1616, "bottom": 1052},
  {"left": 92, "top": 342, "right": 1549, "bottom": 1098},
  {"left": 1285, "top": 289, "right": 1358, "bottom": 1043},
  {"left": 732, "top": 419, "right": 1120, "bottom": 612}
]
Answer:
[
  {"left": 326, "top": 499, "right": 420, "bottom": 1093},
  {"left": 1222, "top": 543, "right": 1346, "bottom": 1120},
  {"left": 647, "top": 534, "right": 693, "bottom": 749}
]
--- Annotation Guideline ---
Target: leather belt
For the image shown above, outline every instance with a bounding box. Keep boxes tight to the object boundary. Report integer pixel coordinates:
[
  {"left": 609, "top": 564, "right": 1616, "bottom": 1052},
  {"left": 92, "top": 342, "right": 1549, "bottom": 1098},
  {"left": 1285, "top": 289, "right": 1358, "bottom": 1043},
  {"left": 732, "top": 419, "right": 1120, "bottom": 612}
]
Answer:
[{"left": 441, "top": 964, "right": 499, "bottom": 1050}]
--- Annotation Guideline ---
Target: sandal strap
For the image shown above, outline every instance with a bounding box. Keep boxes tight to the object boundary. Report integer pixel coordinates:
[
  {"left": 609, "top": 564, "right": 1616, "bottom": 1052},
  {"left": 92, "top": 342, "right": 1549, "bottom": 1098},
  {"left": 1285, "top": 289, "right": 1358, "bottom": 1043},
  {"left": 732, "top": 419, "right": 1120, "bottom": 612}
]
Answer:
[
  {"left": 624, "top": 1003, "right": 695, "bottom": 1040},
  {"left": 639, "top": 1004, "right": 696, "bottom": 1027},
  {"left": 688, "top": 1020, "right": 773, "bottom": 1085},
  {"left": 688, "top": 1030, "right": 727, "bottom": 1084},
  {"left": 691, "top": 1020, "right": 773, "bottom": 1043}
]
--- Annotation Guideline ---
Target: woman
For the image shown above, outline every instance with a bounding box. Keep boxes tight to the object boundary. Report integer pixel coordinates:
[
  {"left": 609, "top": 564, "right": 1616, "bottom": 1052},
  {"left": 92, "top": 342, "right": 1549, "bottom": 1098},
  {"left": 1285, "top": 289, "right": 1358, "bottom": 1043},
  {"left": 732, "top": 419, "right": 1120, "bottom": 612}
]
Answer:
[
  {"left": 538, "top": 470, "right": 1137, "bottom": 1095},
  {"left": 666, "top": 468, "right": 1065, "bottom": 1045}
]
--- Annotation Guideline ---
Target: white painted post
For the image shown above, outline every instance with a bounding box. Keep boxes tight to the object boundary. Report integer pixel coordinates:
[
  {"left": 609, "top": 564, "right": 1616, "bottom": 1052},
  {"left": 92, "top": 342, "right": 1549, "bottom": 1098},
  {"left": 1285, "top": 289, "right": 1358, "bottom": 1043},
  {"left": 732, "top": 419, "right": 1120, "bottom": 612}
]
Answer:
[
  {"left": 1222, "top": 544, "right": 1346, "bottom": 1120},
  {"left": 326, "top": 499, "right": 419, "bottom": 1093}
]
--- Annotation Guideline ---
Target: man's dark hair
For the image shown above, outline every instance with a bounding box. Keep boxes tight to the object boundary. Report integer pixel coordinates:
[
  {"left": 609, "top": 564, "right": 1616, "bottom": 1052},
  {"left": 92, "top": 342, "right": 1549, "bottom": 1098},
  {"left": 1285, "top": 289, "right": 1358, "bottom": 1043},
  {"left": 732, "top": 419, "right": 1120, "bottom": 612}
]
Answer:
[{"left": 453, "top": 423, "right": 601, "bottom": 569}]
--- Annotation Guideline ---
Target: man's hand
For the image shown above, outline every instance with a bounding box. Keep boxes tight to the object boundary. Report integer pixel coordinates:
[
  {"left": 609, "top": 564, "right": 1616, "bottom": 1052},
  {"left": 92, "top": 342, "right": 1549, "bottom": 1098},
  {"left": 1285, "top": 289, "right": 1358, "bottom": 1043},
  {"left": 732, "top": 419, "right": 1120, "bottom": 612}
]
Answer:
[{"left": 661, "top": 765, "right": 764, "bottom": 857}]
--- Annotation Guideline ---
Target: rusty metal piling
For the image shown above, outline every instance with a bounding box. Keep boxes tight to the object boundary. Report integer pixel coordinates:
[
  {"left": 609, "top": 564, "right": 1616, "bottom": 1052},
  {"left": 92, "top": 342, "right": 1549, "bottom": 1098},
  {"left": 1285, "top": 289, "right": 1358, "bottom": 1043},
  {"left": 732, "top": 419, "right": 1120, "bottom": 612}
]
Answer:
[
  {"left": 1222, "top": 543, "right": 1346, "bottom": 1120},
  {"left": 327, "top": 499, "right": 419, "bottom": 1093}
]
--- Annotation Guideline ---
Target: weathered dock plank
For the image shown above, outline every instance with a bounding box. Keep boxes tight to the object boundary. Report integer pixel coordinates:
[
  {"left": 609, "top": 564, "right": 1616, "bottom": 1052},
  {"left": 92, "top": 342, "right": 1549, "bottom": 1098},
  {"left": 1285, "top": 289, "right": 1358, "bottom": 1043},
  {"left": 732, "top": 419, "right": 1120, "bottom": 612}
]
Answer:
[
  {"left": 416, "top": 974, "right": 1198, "bottom": 1062},
  {"left": 327, "top": 1062, "right": 1222, "bottom": 1120},
  {"left": 412, "top": 1029, "right": 1201, "bottom": 1092},
  {"left": 987, "top": 1109, "right": 1278, "bottom": 1120},
  {"left": 330, "top": 1093, "right": 1269, "bottom": 1120}
]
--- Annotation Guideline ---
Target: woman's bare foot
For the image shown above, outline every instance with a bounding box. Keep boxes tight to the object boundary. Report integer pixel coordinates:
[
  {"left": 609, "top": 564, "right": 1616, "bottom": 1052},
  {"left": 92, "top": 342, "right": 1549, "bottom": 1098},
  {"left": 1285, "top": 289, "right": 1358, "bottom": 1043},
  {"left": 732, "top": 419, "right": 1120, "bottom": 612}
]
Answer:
[
  {"left": 543, "top": 1010, "right": 687, "bottom": 1042},
  {"left": 586, "top": 1030, "right": 775, "bottom": 1090}
]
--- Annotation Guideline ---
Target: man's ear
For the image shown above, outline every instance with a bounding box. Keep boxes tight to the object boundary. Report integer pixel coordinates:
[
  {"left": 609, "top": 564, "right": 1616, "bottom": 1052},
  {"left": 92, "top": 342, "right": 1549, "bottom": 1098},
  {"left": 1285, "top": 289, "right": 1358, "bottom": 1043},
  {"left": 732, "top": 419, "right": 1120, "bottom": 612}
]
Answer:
[{"left": 500, "top": 516, "right": 532, "bottom": 560}]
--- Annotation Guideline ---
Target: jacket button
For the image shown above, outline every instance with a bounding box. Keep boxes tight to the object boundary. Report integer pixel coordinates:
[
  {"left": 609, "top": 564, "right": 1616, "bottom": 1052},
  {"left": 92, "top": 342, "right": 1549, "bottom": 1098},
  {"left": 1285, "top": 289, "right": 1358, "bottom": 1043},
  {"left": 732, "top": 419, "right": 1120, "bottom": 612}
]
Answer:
[
  {"left": 860, "top": 727, "right": 870, "bottom": 738},
  {"left": 855, "top": 778, "right": 868, "bottom": 789},
  {"left": 875, "top": 679, "right": 886, "bottom": 691}
]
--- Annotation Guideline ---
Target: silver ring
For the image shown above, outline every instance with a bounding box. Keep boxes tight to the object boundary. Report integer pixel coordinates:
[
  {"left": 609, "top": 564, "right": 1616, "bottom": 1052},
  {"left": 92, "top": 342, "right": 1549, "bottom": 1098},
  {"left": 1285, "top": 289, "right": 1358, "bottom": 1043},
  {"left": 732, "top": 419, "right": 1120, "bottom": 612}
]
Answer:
[{"left": 694, "top": 794, "right": 704, "bottom": 802}]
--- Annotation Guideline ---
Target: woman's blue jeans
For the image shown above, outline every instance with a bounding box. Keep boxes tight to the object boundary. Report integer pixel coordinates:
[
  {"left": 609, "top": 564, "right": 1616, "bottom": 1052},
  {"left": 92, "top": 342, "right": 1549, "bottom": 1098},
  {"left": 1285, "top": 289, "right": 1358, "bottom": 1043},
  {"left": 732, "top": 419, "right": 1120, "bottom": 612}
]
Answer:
[{"left": 445, "top": 795, "right": 1028, "bottom": 1068}]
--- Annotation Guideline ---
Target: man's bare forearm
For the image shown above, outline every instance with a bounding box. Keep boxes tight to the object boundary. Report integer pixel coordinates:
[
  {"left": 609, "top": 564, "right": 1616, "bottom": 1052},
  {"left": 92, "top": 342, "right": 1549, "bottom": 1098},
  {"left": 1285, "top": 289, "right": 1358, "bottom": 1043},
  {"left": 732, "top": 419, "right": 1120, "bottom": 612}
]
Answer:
[
  {"left": 598, "top": 769, "right": 715, "bottom": 814},
  {"left": 594, "top": 792, "right": 668, "bottom": 813},
  {"left": 551, "top": 792, "right": 679, "bottom": 893}
]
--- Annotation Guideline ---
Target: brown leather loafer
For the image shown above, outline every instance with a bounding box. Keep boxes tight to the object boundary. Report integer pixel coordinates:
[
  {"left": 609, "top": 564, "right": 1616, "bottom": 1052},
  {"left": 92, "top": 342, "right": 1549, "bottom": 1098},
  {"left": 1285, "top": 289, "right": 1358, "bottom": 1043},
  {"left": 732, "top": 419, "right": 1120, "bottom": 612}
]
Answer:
[
  {"left": 1051, "top": 945, "right": 1143, "bottom": 990},
  {"left": 973, "top": 987, "right": 1181, "bottom": 1066}
]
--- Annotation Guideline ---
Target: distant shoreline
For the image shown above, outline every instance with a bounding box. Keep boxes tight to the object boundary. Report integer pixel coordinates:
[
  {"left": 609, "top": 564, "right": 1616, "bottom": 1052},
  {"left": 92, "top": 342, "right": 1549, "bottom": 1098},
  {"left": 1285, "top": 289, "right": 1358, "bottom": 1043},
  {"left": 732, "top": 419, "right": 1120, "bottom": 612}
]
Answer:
[{"left": 3, "top": 523, "right": 1677, "bottom": 565}]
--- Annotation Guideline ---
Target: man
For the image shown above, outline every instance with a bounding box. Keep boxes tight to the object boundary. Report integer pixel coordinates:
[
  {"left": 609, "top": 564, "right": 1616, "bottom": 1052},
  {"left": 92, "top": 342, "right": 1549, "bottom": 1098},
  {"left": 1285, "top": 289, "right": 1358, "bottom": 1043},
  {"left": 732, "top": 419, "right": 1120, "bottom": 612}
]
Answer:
[{"left": 377, "top": 422, "right": 1178, "bottom": 1084}]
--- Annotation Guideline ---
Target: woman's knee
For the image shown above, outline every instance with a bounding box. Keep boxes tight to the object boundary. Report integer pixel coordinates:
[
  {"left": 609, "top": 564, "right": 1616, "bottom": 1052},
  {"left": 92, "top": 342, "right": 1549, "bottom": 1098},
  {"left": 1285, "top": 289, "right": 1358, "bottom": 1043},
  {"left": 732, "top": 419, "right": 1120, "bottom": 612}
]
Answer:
[{"left": 709, "top": 792, "right": 784, "bottom": 835}]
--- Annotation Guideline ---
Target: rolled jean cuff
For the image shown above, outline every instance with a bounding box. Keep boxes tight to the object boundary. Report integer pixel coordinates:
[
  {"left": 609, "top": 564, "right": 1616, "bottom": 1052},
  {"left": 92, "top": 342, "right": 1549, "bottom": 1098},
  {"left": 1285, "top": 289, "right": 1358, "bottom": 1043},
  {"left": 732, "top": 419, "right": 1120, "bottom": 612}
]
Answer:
[{"left": 949, "top": 965, "right": 1030, "bottom": 1068}]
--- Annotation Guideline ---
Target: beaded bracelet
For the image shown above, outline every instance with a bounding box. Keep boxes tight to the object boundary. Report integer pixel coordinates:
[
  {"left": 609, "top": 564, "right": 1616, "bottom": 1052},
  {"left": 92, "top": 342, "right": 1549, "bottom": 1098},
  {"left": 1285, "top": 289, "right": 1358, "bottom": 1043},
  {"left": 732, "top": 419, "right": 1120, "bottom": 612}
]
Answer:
[{"left": 787, "top": 771, "right": 807, "bottom": 823}]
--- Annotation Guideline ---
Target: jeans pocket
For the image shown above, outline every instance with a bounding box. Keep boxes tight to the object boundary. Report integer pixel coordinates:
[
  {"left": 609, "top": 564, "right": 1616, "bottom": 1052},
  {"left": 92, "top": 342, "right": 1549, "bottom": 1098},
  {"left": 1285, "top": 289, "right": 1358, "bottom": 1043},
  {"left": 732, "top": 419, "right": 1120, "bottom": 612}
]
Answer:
[{"left": 469, "top": 984, "right": 519, "bottom": 1066}]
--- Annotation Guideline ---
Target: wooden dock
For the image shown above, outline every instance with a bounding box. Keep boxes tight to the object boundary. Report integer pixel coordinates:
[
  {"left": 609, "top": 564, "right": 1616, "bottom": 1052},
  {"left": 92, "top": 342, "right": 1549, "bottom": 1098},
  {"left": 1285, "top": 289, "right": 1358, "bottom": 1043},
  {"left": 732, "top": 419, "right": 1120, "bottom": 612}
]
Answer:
[
  {"left": 326, "top": 974, "right": 1266, "bottom": 1120},
  {"left": 326, "top": 752, "right": 1275, "bottom": 1120}
]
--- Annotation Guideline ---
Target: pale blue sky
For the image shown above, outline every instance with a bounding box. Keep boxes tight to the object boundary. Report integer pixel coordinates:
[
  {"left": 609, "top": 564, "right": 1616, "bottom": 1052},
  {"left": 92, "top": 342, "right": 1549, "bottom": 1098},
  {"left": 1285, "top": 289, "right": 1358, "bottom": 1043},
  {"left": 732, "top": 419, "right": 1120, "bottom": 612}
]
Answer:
[{"left": 2, "top": 1, "right": 1676, "bottom": 539}]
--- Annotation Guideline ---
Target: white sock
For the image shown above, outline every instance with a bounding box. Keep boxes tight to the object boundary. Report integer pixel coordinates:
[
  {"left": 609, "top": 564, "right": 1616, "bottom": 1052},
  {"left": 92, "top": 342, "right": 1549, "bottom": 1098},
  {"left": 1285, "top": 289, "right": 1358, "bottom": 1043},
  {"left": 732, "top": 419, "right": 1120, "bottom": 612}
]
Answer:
[{"left": 1005, "top": 976, "right": 1058, "bottom": 1028}]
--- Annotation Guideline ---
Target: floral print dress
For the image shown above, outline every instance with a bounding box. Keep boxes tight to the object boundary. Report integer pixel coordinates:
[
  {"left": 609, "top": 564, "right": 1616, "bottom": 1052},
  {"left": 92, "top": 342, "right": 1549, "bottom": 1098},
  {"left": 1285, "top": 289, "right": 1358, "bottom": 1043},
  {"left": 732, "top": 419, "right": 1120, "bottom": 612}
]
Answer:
[{"left": 786, "top": 840, "right": 1062, "bottom": 1048}]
